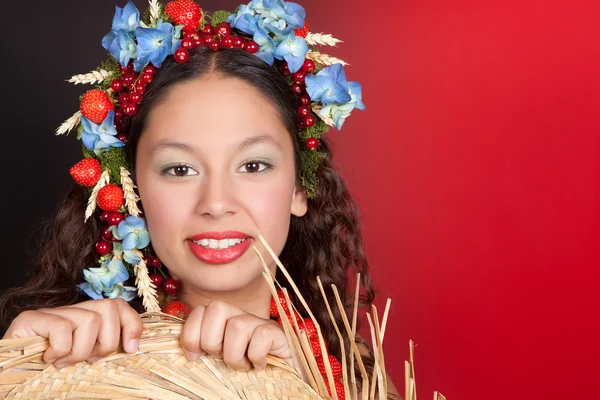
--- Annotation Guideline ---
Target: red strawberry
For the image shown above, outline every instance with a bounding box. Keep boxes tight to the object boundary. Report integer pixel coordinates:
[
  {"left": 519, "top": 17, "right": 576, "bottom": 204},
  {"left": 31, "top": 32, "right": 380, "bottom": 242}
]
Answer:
[
  {"left": 97, "top": 184, "right": 125, "bottom": 211},
  {"left": 298, "top": 318, "right": 318, "bottom": 338},
  {"left": 316, "top": 353, "right": 342, "bottom": 380},
  {"left": 165, "top": 0, "right": 202, "bottom": 32},
  {"left": 162, "top": 300, "right": 191, "bottom": 319},
  {"left": 309, "top": 335, "right": 328, "bottom": 357},
  {"left": 294, "top": 21, "right": 308, "bottom": 38},
  {"left": 80, "top": 89, "right": 114, "bottom": 124},
  {"left": 270, "top": 289, "right": 289, "bottom": 317},
  {"left": 69, "top": 158, "right": 102, "bottom": 187},
  {"left": 325, "top": 378, "right": 345, "bottom": 400},
  {"left": 277, "top": 310, "right": 303, "bottom": 328}
]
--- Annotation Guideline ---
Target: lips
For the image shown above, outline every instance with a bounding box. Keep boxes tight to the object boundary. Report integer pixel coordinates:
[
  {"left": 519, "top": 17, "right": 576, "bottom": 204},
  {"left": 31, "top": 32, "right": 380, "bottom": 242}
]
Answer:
[{"left": 187, "top": 231, "right": 252, "bottom": 265}]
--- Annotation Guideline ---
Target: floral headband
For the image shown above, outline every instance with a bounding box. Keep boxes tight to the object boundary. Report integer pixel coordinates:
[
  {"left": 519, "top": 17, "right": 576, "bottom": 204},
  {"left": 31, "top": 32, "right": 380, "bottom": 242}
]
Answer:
[{"left": 57, "top": 0, "right": 364, "bottom": 306}]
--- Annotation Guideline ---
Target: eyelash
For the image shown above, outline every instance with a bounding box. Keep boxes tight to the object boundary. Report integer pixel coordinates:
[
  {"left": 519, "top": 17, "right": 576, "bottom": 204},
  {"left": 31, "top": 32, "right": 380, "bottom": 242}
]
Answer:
[{"left": 161, "top": 160, "right": 274, "bottom": 178}]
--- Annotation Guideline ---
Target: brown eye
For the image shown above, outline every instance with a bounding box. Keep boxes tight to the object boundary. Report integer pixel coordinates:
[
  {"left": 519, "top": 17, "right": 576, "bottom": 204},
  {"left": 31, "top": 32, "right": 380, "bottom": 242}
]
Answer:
[
  {"left": 164, "top": 164, "right": 198, "bottom": 177},
  {"left": 238, "top": 160, "right": 272, "bottom": 174}
]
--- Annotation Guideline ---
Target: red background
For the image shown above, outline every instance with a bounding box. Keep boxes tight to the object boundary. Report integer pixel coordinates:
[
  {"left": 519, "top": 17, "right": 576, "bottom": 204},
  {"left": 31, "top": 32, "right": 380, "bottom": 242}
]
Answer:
[{"left": 303, "top": 0, "right": 600, "bottom": 398}]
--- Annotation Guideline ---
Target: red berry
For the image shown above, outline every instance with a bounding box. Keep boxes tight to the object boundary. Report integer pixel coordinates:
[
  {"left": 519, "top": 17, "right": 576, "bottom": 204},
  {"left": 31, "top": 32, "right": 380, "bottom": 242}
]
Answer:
[
  {"left": 141, "top": 72, "right": 154, "bottom": 84},
  {"left": 297, "top": 119, "right": 306, "bottom": 130},
  {"left": 301, "top": 59, "right": 316, "bottom": 74},
  {"left": 149, "top": 256, "right": 163, "bottom": 268},
  {"left": 163, "top": 278, "right": 181, "bottom": 294},
  {"left": 162, "top": 300, "right": 191, "bottom": 319},
  {"left": 165, "top": 0, "right": 202, "bottom": 31},
  {"left": 215, "top": 22, "right": 231, "bottom": 37},
  {"left": 294, "top": 21, "right": 309, "bottom": 38},
  {"left": 106, "top": 211, "right": 125, "bottom": 226},
  {"left": 316, "top": 354, "right": 343, "bottom": 380},
  {"left": 101, "top": 226, "right": 114, "bottom": 241},
  {"left": 231, "top": 36, "right": 245, "bottom": 48},
  {"left": 117, "top": 92, "right": 129, "bottom": 105},
  {"left": 69, "top": 157, "right": 102, "bottom": 187},
  {"left": 279, "top": 62, "right": 291, "bottom": 76},
  {"left": 143, "top": 65, "right": 157, "bottom": 75},
  {"left": 222, "top": 36, "right": 234, "bottom": 48},
  {"left": 306, "top": 137, "right": 319, "bottom": 150},
  {"left": 309, "top": 335, "right": 328, "bottom": 357},
  {"left": 209, "top": 39, "right": 221, "bottom": 51},
  {"left": 134, "top": 82, "right": 146, "bottom": 94},
  {"left": 298, "top": 95, "right": 311, "bottom": 106},
  {"left": 116, "top": 133, "right": 129, "bottom": 143},
  {"left": 193, "top": 35, "right": 204, "bottom": 47},
  {"left": 114, "top": 110, "right": 125, "bottom": 122},
  {"left": 291, "top": 83, "right": 306, "bottom": 96},
  {"left": 100, "top": 211, "right": 111, "bottom": 223},
  {"left": 201, "top": 24, "right": 214, "bottom": 35},
  {"left": 201, "top": 34, "right": 214, "bottom": 45},
  {"left": 150, "top": 273, "right": 164, "bottom": 287},
  {"left": 244, "top": 40, "right": 259, "bottom": 53},
  {"left": 297, "top": 105, "right": 310, "bottom": 118},
  {"left": 123, "top": 103, "right": 138, "bottom": 116},
  {"left": 110, "top": 79, "right": 124, "bottom": 92},
  {"left": 119, "top": 61, "right": 134, "bottom": 74},
  {"left": 121, "top": 71, "right": 137, "bottom": 88},
  {"left": 95, "top": 240, "right": 113, "bottom": 256},
  {"left": 129, "top": 92, "right": 142, "bottom": 104},
  {"left": 181, "top": 38, "right": 193, "bottom": 49},
  {"left": 97, "top": 184, "right": 125, "bottom": 212},
  {"left": 183, "top": 29, "right": 197, "bottom": 38},
  {"left": 292, "top": 71, "right": 306, "bottom": 83},
  {"left": 304, "top": 115, "right": 316, "bottom": 127},
  {"left": 80, "top": 89, "right": 114, "bottom": 124}
]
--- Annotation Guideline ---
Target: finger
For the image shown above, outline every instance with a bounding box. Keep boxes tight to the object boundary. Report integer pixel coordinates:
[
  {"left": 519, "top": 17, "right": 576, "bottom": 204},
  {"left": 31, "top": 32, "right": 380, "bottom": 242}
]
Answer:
[
  {"left": 222, "top": 315, "right": 259, "bottom": 371},
  {"left": 180, "top": 305, "right": 207, "bottom": 360},
  {"left": 40, "top": 307, "right": 102, "bottom": 367},
  {"left": 66, "top": 300, "right": 121, "bottom": 359},
  {"left": 246, "top": 325, "right": 274, "bottom": 371},
  {"left": 5, "top": 310, "right": 75, "bottom": 364},
  {"left": 112, "top": 299, "right": 143, "bottom": 353},
  {"left": 200, "top": 300, "right": 246, "bottom": 357}
]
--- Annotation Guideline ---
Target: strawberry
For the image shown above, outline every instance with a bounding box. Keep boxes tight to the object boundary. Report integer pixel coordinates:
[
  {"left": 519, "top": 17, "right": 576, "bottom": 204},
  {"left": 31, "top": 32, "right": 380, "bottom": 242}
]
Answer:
[
  {"left": 298, "top": 318, "right": 318, "bottom": 338},
  {"left": 316, "top": 353, "right": 343, "bottom": 380},
  {"left": 162, "top": 300, "right": 191, "bottom": 319},
  {"left": 69, "top": 157, "right": 102, "bottom": 187},
  {"left": 80, "top": 89, "right": 114, "bottom": 124},
  {"left": 277, "top": 310, "right": 303, "bottom": 328},
  {"left": 309, "top": 335, "right": 328, "bottom": 357},
  {"left": 324, "top": 378, "right": 345, "bottom": 400},
  {"left": 165, "top": 0, "right": 202, "bottom": 32},
  {"left": 97, "top": 184, "right": 125, "bottom": 211},
  {"left": 270, "top": 289, "right": 289, "bottom": 317},
  {"left": 294, "top": 21, "right": 309, "bottom": 38}
]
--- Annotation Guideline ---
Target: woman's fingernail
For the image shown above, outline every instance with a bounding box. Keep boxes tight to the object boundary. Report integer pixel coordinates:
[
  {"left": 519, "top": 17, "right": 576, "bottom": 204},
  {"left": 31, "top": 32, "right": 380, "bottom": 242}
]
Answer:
[
  {"left": 127, "top": 338, "right": 139, "bottom": 353},
  {"left": 185, "top": 351, "right": 200, "bottom": 361}
]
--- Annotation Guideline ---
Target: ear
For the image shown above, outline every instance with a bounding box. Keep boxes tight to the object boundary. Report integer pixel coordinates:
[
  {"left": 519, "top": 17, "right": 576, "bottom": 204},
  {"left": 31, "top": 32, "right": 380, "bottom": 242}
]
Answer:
[{"left": 291, "top": 183, "right": 308, "bottom": 217}]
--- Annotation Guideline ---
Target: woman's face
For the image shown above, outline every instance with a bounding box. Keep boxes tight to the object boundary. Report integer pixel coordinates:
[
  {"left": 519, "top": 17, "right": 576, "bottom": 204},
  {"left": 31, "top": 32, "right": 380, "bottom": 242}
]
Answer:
[{"left": 136, "top": 74, "right": 307, "bottom": 296}]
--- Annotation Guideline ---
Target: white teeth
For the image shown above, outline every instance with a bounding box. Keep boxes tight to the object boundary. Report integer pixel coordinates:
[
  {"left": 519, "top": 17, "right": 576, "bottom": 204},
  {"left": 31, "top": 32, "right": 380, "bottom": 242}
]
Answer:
[{"left": 193, "top": 238, "right": 246, "bottom": 250}]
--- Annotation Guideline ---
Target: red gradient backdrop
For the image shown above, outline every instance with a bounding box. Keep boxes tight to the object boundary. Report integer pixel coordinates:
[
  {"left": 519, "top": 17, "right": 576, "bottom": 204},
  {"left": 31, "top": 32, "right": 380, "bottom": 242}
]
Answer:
[{"left": 302, "top": 0, "right": 600, "bottom": 399}]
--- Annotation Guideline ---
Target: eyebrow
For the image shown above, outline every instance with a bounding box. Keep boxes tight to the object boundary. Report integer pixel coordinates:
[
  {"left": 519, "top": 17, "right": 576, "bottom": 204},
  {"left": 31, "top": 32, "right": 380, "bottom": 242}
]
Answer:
[{"left": 150, "top": 135, "right": 283, "bottom": 155}]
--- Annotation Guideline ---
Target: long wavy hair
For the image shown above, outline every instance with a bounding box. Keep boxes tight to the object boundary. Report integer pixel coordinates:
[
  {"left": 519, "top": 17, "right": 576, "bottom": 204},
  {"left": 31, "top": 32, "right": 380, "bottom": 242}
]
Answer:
[{"left": 0, "top": 47, "right": 378, "bottom": 391}]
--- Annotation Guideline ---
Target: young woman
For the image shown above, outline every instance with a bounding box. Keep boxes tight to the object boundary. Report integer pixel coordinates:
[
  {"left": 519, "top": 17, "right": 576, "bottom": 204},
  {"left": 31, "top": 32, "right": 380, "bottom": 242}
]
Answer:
[{"left": 0, "top": 0, "right": 399, "bottom": 398}]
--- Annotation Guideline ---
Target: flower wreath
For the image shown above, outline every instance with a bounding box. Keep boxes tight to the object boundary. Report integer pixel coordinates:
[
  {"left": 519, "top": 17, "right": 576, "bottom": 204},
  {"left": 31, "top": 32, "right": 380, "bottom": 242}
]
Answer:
[{"left": 56, "top": 0, "right": 365, "bottom": 309}]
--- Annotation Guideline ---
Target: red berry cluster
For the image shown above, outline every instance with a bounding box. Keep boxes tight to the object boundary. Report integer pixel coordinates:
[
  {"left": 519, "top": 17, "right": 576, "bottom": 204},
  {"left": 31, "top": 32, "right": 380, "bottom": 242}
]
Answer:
[
  {"left": 271, "top": 289, "right": 345, "bottom": 400},
  {"left": 147, "top": 255, "right": 181, "bottom": 296},
  {"left": 278, "top": 59, "right": 320, "bottom": 150},
  {"left": 95, "top": 210, "right": 126, "bottom": 257}
]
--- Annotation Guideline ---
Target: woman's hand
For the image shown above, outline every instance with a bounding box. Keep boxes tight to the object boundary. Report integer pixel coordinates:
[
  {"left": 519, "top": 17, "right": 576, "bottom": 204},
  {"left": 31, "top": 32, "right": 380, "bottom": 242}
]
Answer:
[
  {"left": 180, "top": 300, "right": 291, "bottom": 372},
  {"left": 2, "top": 298, "right": 143, "bottom": 368}
]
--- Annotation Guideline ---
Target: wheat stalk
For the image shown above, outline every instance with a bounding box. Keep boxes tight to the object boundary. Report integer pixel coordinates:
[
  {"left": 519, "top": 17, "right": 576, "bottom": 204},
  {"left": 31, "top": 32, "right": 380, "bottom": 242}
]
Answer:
[
  {"left": 55, "top": 111, "right": 81, "bottom": 135},
  {"left": 311, "top": 103, "right": 335, "bottom": 127},
  {"left": 67, "top": 69, "right": 113, "bottom": 85},
  {"left": 120, "top": 167, "right": 142, "bottom": 217},
  {"left": 84, "top": 170, "right": 110, "bottom": 222},
  {"left": 305, "top": 32, "right": 342, "bottom": 47},
  {"left": 307, "top": 51, "right": 349, "bottom": 66},
  {"left": 131, "top": 249, "right": 161, "bottom": 313},
  {"left": 148, "top": 0, "right": 161, "bottom": 25}
]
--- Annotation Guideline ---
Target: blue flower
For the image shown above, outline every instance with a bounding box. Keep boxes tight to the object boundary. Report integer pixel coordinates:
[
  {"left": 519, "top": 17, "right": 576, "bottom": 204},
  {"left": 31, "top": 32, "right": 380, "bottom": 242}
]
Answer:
[
  {"left": 253, "top": 27, "right": 277, "bottom": 65},
  {"left": 134, "top": 20, "right": 178, "bottom": 71},
  {"left": 316, "top": 81, "right": 365, "bottom": 130},
  {"left": 111, "top": 242, "right": 144, "bottom": 265},
  {"left": 112, "top": 216, "right": 151, "bottom": 251},
  {"left": 102, "top": 30, "right": 137, "bottom": 68},
  {"left": 272, "top": 31, "right": 309, "bottom": 72},
  {"left": 105, "top": 283, "right": 138, "bottom": 301},
  {"left": 110, "top": 0, "right": 140, "bottom": 33},
  {"left": 78, "top": 257, "right": 132, "bottom": 300},
  {"left": 228, "top": 0, "right": 305, "bottom": 37},
  {"left": 80, "top": 111, "right": 125, "bottom": 155},
  {"left": 305, "top": 63, "right": 352, "bottom": 104}
]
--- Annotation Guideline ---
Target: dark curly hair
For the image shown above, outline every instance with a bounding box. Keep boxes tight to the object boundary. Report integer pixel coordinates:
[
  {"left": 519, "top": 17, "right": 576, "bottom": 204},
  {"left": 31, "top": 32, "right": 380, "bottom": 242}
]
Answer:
[{"left": 0, "top": 46, "right": 381, "bottom": 394}]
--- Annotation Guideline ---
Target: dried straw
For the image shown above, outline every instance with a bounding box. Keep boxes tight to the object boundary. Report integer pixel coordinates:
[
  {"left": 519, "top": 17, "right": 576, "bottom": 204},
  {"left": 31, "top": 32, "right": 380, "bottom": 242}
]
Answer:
[
  {"left": 84, "top": 170, "right": 110, "bottom": 222},
  {"left": 67, "top": 69, "right": 112, "bottom": 85},
  {"left": 55, "top": 110, "right": 81, "bottom": 136}
]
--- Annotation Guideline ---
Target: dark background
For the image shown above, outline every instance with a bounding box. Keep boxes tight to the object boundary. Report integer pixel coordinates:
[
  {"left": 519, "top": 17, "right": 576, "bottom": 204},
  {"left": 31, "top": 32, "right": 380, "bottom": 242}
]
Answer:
[{"left": 1, "top": 1, "right": 599, "bottom": 399}]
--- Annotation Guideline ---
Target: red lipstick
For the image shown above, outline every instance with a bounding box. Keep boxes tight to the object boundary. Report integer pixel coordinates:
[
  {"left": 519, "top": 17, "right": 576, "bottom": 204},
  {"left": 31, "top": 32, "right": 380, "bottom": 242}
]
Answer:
[{"left": 186, "top": 231, "right": 252, "bottom": 264}]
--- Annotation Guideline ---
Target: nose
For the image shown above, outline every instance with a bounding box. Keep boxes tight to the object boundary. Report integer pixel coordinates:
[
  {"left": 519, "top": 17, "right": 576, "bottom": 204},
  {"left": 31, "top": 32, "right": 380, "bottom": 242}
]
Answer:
[{"left": 195, "top": 171, "right": 237, "bottom": 219}]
